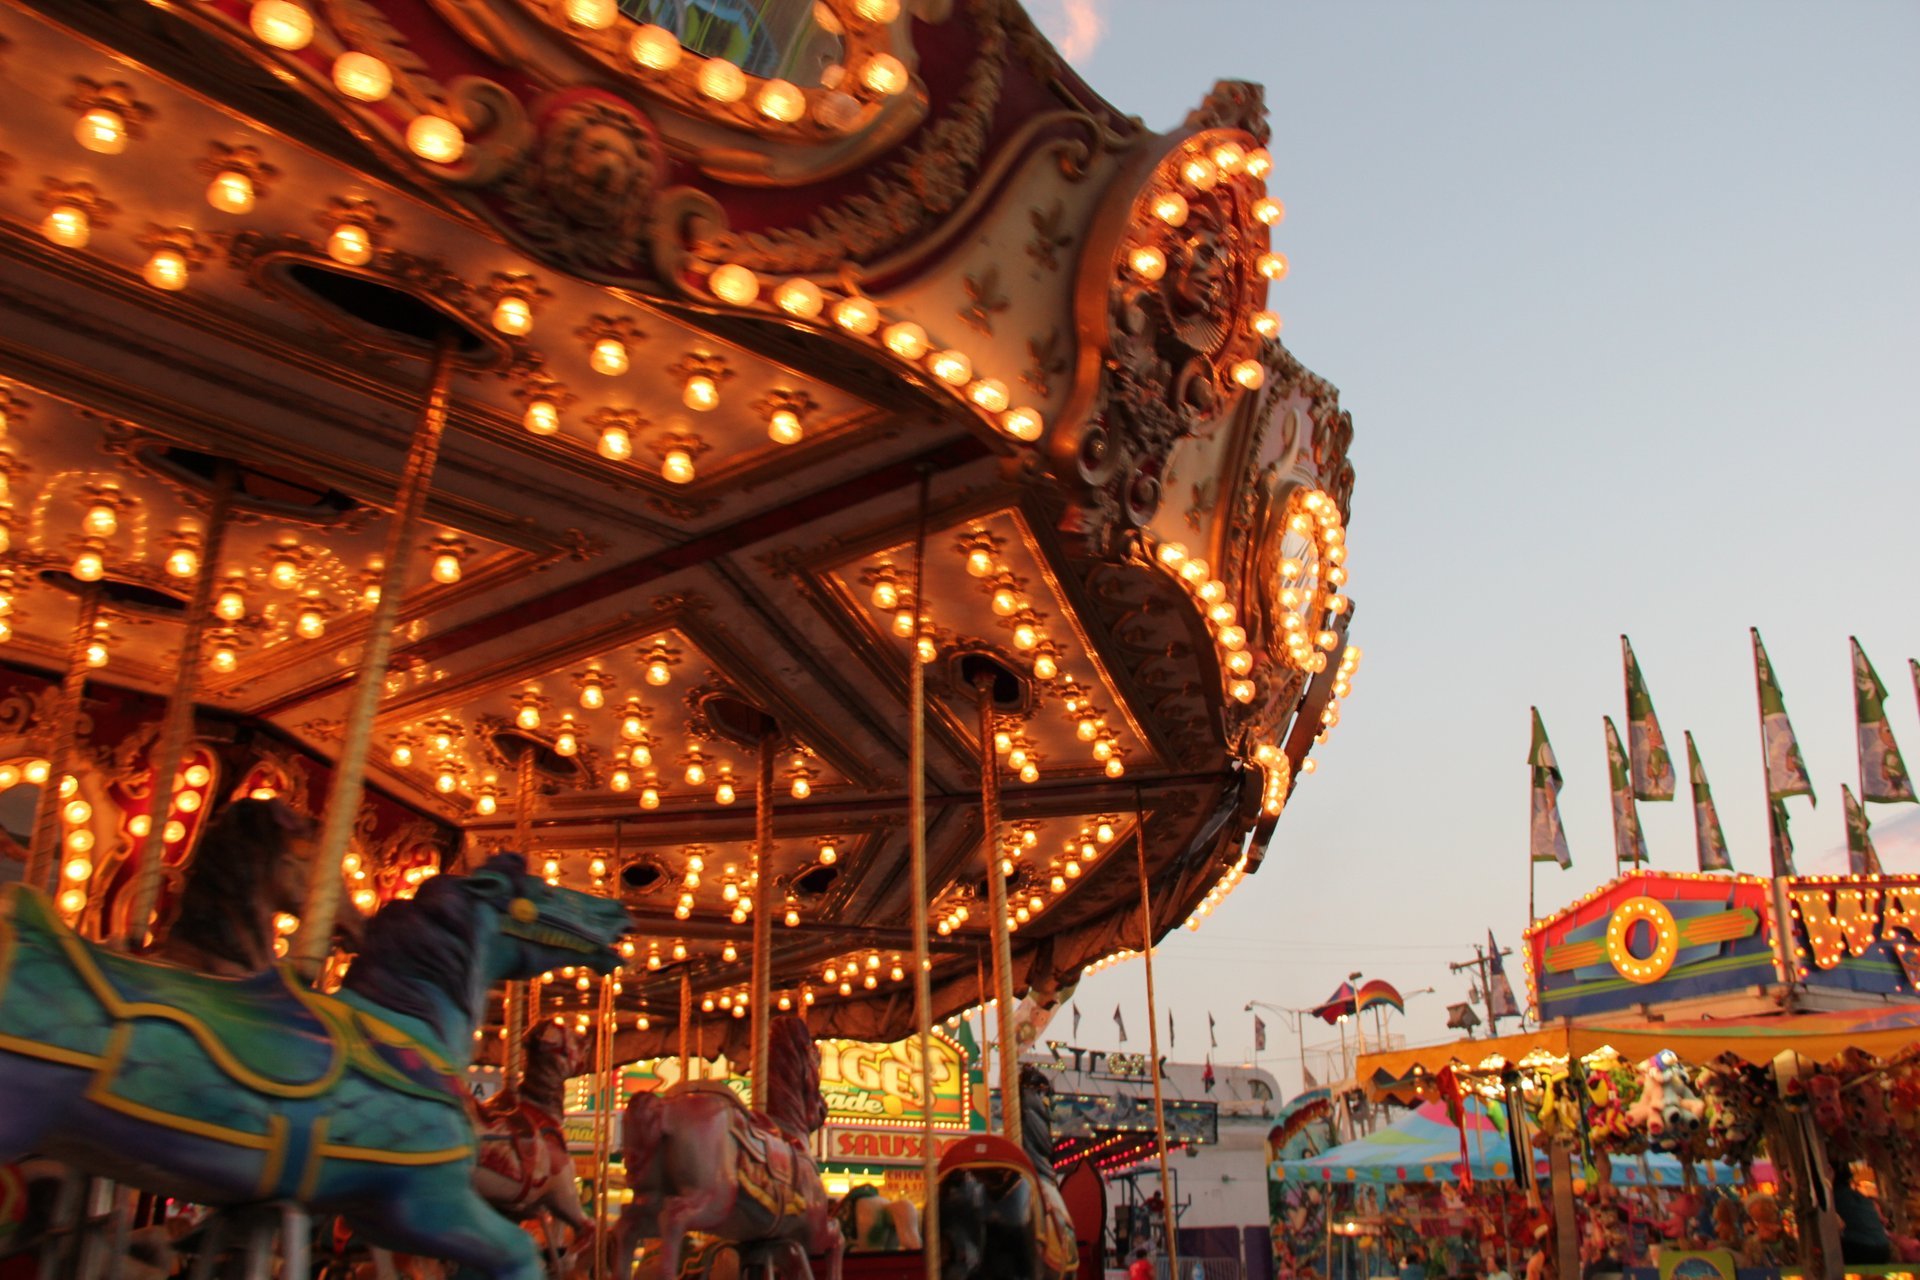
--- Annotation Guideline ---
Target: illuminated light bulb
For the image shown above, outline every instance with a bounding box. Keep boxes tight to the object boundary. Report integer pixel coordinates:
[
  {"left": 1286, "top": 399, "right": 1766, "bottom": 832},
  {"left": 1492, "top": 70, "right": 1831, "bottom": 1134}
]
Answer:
[
  {"left": 407, "top": 115, "right": 465, "bottom": 164},
  {"left": 790, "top": 774, "right": 811, "bottom": 799},
  {"left": 991, "top": 586, "right": 1019, "bottom": 616},
  {"left": 855, "top": 0, "right": 901, "bottom": 18},
  {"left": 1279, "top": 557, "right": 1303, "bottom": 579},
  {"left": 76, "top": 106, "right": 129, "bottom": 155},
  {"left": 434, "top": 770, "right": 457, "bottom": 794},
  {"left": 767, "top": 408, "right": 803, "bottom": 445},
  {"left": 1152, "top": 191, "right": 1189, "bottom": 226},
  {"left": 1243, "top": 148, "right": 1274, "bottom": 180},
  {"left": 492, "top": 294, "right": 533, "bottom": 336},
  {"left": 43, "top": 205, "right": 90, "bottom": 249},
  {"left": 833, "top": 296, "right": 880, "bottom": 335},
  {"left": 645, "top": 656, "right": 673, "bottom": 686},
  {"left": 1230, "top": 679, "right": 1256, "bottom": 703},
  {"left": 1326, "top": 594, "right": 1347, "bottom": 614},
  {"left": 1001, "top": 406, "right": 1043, "bottom": 441},
  {"left": 515, "top": 703, "right": 541, "bottom": 731},
  {"left": 818, "top": 843, "right": 837, "bottom": 865},
  {"left": 708, "top": 263, "right": 760, "bottom": 305},
  {"left": 916, "top": 635, "right": 937, "bottom": 664},
  {"left": 1326, "top": 566, "right": 1347, "bottom": 586},
  {"left": 1212, "top": 142, "right": 1246, "bottom": 173},
  {"left": 165, "top": 545, "right": 199, "bottom": 578},
  {"left": 72, "top": 549, "right": 105, "bottom": 583},
  {"left": 523, "top": 398, "right": 559, "bottom": 435},
  {"left": 1129, "top": 247, "right": 1166, "bottom": 281},
  {"left": 964, "top": 546, "right": 994, "bottom": 577},
  {"left": 430, "top": 550, "right": 462, "bottom": 585},
  {"left": 210, "top": 643, "right": 238, "bottom": 674},
  {"left": 59, "top": 889, "right": 86, "bottom": 914},
  {"left": 565, "top": 0, "right": 616, "bottom": 28},
  {"left": 684, "top": 759, "right": 706, "bottom": 787},
  {"left": 0, "top": 765, "right": 18, "bottom": 790},
  {"left": 774, "top": 277, "right": 823, "bottom": 318},
  {"left": 929, "top": 350, "right": 971, "bottom": 386},
  {"left": 1250, "top": 310, "right": 1282, "bottom": 338},
  {"left": 640, "top": 786, "right": 660, "bottom": 810},
  {"left": 1091, "top": 738, "right": 1115, "bottom": 762},
  {"left": 1216, "top": 625, "right": 1247, "bottom": 651},
  {"left": 327, "top": 223, "right": 373, "bottom": 266},
  {"left": 1012, "top": 622, "right": 1038, "bottom": 650},
  {"left": 1258, "top": 253, "right": 1289, "bottom": 281},
  {"left": 1033, "top": 649, "right": 1058, "bottom": 681},
  {"left": 251, "top": 0, "right": 315, "bottom": 49},
  {"left": 1105, "top": 757, "right": 1125, "bottom": 778},
  {"left": 1075, "top": 717, "right": 1099, "bottom": 742},
  {"left": 785, "top": 905, "right": 800, "bottom": 927},
  {"left": 869, "top": 576, "right": 900, "bottom": 610},
  {"left": 715, "top": 779, "right": 735, "bottom": 805},
  {"left": 1231, "top": 360, "right": 1265, "bottom": 389},
  {"left": 64, "top": 799, "right": 92, "bottom": 826},
  {"left": 629, "top": 25, "right": 681, "bottom": 70},
  {"left": 883, "top": 322, "right": 929, "bottom": 360},
  {"left": 1019, "top": 761, "right": 1039, "bottom": 783},
  {"left": 1209, "top": 602, "right": 1236, "bottom": 625},
  {"left": 333, "top": 52, "right": 393, "bottom": 102},
  {"left": 597, "top": 423, "right": 632, "bottom": 461},
  {"left": 1182, "top": 155, "right": 1219, "bottom": 191},
  {"left": 83, "top": 504, "right": 119, "bottom": 537},
  {"left": 23, "top": 761, "right": 49, "bottom": 785},
  {"left": 860, "top": 54, "right": 909, "bottom": 96},
  {"left": 682, "top": 374, "right": 719, "bottom": 411},
  {"left": 1226, "top": 649, "right": 1254, "bottom": 676},
  {"left": 757, "top": 79, "right": 806, "bottom": 123},
  {"left": 590, "top": 337, "right": 629, "bottom": 375},
  {"left": 660, "top": 448, "right": 695, "bottom": 484},
  {"left": 390, "top": 742, "right": 415, "bottom": 767},
  {"left": 863, "top": 972, "right": 878, "bottom": 988},
  {"left": 1253, "top": 197, "right": 1285, "bottom": 226},
  {"left": 579, "top": 681, "right": 605, "bottom": 711},
  {"left": 698, "top": 59, "right": 748, "bottom": 103},
  {"left": 1316, "top": 629, "right": 1340, "bottom": 650},
  {"left": 839, "top": 981, "right": 852, "bottom": 995},
  {"left": 554, "top": 728, "right": 579, "bottom": 757},
  {"left": 207, "top": 170, "right": 256, "bottom": 215},
  {"left": 968, "top": 379, "right": 1010, "bottom": 413},
  {"left": 61, "top": 853, "right": 96, "bottom": 884},
  {"left": 164, "top": 820, "right": 187, "bottom": 844},
  {"left": 295, "top": 606, "right": 326, "bottom": 639}
]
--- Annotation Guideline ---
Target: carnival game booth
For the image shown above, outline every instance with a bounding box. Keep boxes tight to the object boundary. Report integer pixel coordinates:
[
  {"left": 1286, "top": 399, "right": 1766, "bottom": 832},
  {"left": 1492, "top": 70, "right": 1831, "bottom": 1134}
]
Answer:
[
  {"left": 0, "top": 0, "right": 1362, "bottom": 1274},
  {"left": 1352, "top": 868, "right": 1920, "bottom": 1280}
]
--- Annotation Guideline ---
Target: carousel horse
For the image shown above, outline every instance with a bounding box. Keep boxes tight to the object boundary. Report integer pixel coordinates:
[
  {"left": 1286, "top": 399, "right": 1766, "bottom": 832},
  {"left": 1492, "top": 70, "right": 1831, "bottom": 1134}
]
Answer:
[
  {"left": 831, "top": 1185, "right": 921, "bottom": 1253},
  {"left": 0, "top": 853, "right": 631, "bottom": 1280},
  {"left": 614, "top": 1014, "right": 842, "bottom": 1280},
  {"left": 937, "top": 1064, "right": 1074, "bottom": 1280},
  {"left": 476, "top": 1020, "right": 596, "bottom": 1275}
]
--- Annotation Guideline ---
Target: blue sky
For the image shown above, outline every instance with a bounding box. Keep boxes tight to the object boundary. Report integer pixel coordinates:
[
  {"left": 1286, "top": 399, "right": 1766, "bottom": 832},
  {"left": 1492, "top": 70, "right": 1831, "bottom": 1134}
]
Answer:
[{"left": 1031, "top": 1, "right": 1920, "bottom": 1087}]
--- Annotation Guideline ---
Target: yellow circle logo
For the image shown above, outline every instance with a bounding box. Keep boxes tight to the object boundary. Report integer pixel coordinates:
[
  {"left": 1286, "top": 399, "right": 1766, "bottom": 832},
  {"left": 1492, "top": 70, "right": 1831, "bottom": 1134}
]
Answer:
[{"left": 1604, "top": 896, "right": 1679, "bottom": 984}]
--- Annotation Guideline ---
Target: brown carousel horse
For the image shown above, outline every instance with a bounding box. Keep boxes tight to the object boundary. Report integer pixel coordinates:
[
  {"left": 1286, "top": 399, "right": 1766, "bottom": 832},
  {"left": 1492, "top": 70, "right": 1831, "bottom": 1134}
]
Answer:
[
  {"left": 475, "top": 1019, "right": 597, "bottom": 1274},
  {"left": 614, "top": 1015, "right": 842, "bottom": 1280}
]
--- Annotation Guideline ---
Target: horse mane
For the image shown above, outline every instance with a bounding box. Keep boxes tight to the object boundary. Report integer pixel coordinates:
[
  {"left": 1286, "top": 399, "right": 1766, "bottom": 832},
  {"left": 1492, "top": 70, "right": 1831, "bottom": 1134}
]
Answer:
[
  {"left": 341, "top": 872, "right": 478, "bottom": 1034},
  {"left": 766, "top": 1014, "right": 825, "bottom": 1137},
  {"left": 164, "top": 797, "right": 310, "bottom": 968}
]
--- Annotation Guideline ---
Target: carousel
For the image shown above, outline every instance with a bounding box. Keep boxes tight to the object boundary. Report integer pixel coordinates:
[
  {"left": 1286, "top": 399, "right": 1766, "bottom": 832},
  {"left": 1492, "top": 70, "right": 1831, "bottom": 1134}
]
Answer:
[{"left": 0, "top": 0, "right": 1359, "bottom": 1276}]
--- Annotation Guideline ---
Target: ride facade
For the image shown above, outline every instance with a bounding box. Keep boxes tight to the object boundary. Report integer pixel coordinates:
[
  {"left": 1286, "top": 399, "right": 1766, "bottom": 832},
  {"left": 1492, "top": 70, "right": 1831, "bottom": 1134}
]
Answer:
[{"left": 0, "top": 0, "right": 1360, "bottom": 1275}]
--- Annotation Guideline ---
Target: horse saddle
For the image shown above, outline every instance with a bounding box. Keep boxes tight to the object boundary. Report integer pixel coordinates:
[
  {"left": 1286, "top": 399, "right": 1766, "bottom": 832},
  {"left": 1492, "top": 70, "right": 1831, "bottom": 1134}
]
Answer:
[{"left": 728, "top": 1107, "right": 813, "bottom": 1220}]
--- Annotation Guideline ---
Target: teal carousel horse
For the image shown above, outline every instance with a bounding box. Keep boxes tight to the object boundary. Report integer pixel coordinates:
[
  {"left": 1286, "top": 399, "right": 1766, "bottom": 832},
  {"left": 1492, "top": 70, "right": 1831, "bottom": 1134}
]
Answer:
[{"left": 0, "top": 853, "right": 631, "bottom": 1280}]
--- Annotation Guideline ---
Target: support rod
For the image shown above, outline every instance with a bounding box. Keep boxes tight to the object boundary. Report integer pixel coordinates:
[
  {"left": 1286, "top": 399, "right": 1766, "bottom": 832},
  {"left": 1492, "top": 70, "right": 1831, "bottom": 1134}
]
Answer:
[
  {"left": 125, "top": 466, "right": 235, "bottom": 947},
  {"left": 1136, "top": 809, "right": 1179, "bottom": 1279},
  {"left": 906, "top": 469, "right": 939, "bottom": 1279},
  {"left": 294, "top": 331, "right": 458, "bottom": 979},
  {"left": 27, "top": 586, "right": 100, "bottom": 896},
  {"left": 976, "top": 682, "right": 1019, "bottom": 1149},
  {"left": 749, "top": 734, "right": 774, "bottom": 1105}
]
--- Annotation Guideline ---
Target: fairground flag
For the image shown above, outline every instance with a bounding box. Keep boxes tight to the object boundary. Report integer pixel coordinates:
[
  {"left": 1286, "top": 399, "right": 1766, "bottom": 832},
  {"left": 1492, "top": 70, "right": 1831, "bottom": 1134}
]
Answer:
[
  {"left": 1253, "top": 1015, "right": 1267, "bottom": 1052},
  {"left": 1852, "top": 639, "right": 1915, "bottom": 803},
  {"left": 1529, "top": 708, "right": 1572, "bottom": 869},
  {"left": 1302, "top": 1060, "right": 1318, "bottom": 1089},
  {"left": 1843, "top": 785, "right": 1885, "bottom": 877},
  {"left": 1071, "top": 1002, "right": 1081, "bottom": 1038},
  {"left": 1487, "top": 931, "right": 1522, "bottom": 1020},
  {"left": 1768, "top": 797, "right": 1797, "bottom": 877},
  {"left": 1168, "top": 1010, "right": 1175, "bottom": 1048},
  {"left": 1684, "top": 731, "right": 1733, "bottom": 872},
  {"left": 1753, "top": 629, "right": 1814, "bottom": 802},
  {"left": 1912, "top": 659, "right": 1920, "bottom": 721},
  {"left": 1202, "top": 1057, "right": 1216, "bottom": 1093},
  {"left": 1622, "top": 637, "right": 1677, "bottom": 800},
  {"left": 1113, "top": 1004, "right": 1127, "bottom": 1043},
  {"left": 1603, "top": 717, "right": 1649, "bottom": 866},
  {"left": 1208, "top": 1012, "right": 1217, "bottom": 1048}
]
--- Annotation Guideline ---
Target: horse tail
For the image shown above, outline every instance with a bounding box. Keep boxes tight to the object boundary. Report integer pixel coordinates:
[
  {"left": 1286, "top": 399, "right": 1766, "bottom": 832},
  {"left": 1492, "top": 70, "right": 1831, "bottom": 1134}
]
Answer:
[{"left": 623, "top": 1091, "right": 664, "bottom": 1169}]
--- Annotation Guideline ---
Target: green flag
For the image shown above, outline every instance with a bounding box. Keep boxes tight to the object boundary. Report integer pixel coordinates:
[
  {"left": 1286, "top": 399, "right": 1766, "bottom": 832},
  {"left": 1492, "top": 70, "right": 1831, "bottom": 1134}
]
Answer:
[
  {"left": 1529, "top": 708, "right": 1571, "bottom": 869},
  {"left": 1622, "top": 636, "right": 1676, "bottom": 800},
  {"left": 1751, "top": 629, "right": 1813, "bottom": 802},
  {"left": 1842, "top": 785, "right": 1884, "bottom": 877},
  {"left": 1768, "top": 797, "right": 1796, "bottom": 877},
  {"left": 1852, "top": 638, "right": 1915, "bottom": 803},
  {"left": 1684, "top": 731, "right": 1732, "bottom": 873},
  {"left": 1603, "top": 716, "right": 1648, "bottom": 867}
]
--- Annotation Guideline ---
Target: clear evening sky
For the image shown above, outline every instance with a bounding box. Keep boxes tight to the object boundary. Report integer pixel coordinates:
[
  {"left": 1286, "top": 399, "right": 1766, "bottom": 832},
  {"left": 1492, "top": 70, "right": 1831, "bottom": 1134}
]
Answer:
[{"left": 1031, "top": 0, "right": 1920, "bottom": 1087}]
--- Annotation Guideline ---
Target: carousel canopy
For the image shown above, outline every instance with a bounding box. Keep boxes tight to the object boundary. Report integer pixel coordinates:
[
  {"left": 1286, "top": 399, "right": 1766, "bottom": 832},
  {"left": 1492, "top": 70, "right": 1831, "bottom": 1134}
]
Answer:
[{"left": 0, "top": 0, "right": 1359, "bottom": 1060}]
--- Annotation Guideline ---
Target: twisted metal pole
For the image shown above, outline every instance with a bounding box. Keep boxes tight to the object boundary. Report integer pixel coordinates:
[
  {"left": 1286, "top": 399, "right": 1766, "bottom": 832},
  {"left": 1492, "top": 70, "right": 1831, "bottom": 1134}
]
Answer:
[
  {"left": 750, "top": 733, "right": 775, "bottom": 1106},
  {"left": 1135, "top": 806, "right": 1179, "bottom": 1278},
  {"left": 904, "top": 469, "right": 940, "bottom": 1278},
  {"left": 27, "top": 586, "right": 100, "bottom": 897},
  {"left": 294, "top": 331, "right": 457, "bottom": 979},
  {"left": 975, "top": 681, "right": 1020, "bottom": 1150}
]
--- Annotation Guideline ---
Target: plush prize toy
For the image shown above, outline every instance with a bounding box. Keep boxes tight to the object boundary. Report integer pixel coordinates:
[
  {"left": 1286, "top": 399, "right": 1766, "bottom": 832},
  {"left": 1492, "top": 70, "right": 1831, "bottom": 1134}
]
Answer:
[{"left": 1584, "top": 1049, "right": 1637, "bottom": 1147}]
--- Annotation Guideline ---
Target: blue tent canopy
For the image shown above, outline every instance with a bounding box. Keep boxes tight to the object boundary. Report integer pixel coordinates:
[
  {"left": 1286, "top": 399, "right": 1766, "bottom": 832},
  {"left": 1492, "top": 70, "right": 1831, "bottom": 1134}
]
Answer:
[{"left": 1270, "top": 1099, "right": 1750, "bottom": 1188}]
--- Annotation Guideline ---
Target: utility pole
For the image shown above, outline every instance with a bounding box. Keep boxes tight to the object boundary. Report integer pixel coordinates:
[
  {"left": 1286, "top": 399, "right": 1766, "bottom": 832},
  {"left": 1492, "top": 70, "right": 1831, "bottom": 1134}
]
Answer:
[{"left": 1449, "top": 940, "right": 1514, "bottom": 1037}]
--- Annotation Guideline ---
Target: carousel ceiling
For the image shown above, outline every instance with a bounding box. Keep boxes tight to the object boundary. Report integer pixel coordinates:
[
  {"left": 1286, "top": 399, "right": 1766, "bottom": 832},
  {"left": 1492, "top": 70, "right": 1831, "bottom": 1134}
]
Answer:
[{"left": 0, "top": 0, "right": 1361, "bottom": 1056}]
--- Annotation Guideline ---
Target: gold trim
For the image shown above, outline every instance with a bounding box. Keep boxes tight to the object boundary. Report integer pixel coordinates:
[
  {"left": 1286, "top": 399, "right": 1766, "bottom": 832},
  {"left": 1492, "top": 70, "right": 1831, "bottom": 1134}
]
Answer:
[
  {"left": 0, "top": 1032, "right": 103, "bottom": 1071},
  {"left": 298, "top": 1116, "right": 330, "bottom": 1202},
  {"left": 85, "top": 1026, "right": 277, "bottom": 1153},
  {"left": 256, "top": 1114, "right": 290, "bottom": 1200},
  {"left": 315, "top": 1141, "right": 473, "bottom": 1167}
]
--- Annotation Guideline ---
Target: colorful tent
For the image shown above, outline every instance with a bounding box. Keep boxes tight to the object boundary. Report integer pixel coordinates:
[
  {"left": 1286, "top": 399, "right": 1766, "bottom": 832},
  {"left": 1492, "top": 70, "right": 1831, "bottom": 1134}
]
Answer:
[{"left": 1270, "top": 1100, "right": 1759, "bottom": 1188}]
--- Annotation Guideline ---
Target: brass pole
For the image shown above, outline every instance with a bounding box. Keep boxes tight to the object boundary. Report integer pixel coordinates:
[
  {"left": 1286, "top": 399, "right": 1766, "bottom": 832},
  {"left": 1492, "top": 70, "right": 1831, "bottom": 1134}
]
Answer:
[
  {"left": 124, "top": 466, "right": 235, "bottom": 947},
  {"left": 904, "top": 470, "right": 939, "bottom": 1279},
  {"left": 506, "top": 748, "right": 537, "bottom": 1088},
  {"left": 27, "top": 586, "right": 100, "bottom": 896},
  {"left": 593, "top": 971, "right": 614, "bottom": 1280},
  {"left": 974, "top": 683, "right": 1020, "bottom": 1149},
  {"left": 294, "top": 332, "right": 458, "bottom": 978},
  {"left": 678, "top": 972, "right": 692, "bottom": 1082},
  {"left": 1135, "top": 810, "right": 1179, "bottom": 1278},
  {"left": 749, "top": 734, "right": 774, "bottom": 1107}
]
